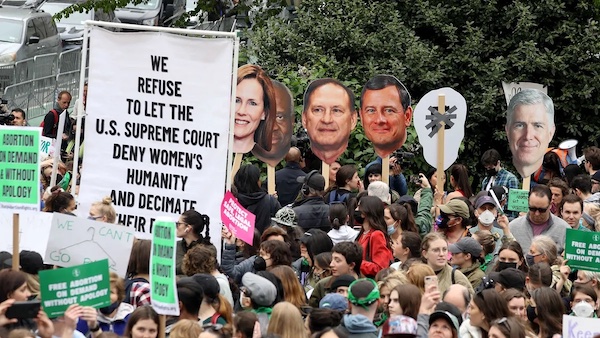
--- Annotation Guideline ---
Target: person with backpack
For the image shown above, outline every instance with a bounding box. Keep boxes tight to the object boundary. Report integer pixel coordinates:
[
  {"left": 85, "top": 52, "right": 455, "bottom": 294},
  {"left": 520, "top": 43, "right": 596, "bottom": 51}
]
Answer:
[
  {"left": 324, "top": 164, "right": 361, "bottom": 205},
  {"left": 41, "top": 91, "right": 73, "bottom": 149},
  {"left": 124, "top": 240, "right": 151, "bottom": 309}
]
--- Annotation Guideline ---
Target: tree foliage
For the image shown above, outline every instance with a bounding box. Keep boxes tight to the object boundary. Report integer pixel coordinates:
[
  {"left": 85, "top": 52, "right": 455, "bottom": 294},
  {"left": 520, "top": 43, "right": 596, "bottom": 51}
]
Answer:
[{"left": 247, "top": 0, "right": 600, "bottom": 187}]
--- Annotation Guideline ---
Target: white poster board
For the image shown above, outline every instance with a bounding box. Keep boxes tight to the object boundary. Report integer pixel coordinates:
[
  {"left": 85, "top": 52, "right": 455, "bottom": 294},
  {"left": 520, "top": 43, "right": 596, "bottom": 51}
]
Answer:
[
  {"left": 0, "top": 211, "right": 52, "bottom": 255},
  {"left": 413, "top": 88, "right": 467, "bottom": 170},
  {"left": 77, "top": 27, "right": 234, "bottom": 249},
  {"left": 562, "top": 315, "right": 600, "bottom": 337},
  {"left": 501, "top": 82, "right": 547, "bottom": 106},
  {"left": 44, "top": 213, "right": 135, "bottom": 276}
]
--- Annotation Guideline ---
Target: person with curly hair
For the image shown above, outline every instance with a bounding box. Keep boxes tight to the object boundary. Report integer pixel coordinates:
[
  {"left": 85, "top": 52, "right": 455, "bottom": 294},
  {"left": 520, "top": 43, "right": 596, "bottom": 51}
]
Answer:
[{"left": 182, "top": 245, "right": 233, "bottom": 307}]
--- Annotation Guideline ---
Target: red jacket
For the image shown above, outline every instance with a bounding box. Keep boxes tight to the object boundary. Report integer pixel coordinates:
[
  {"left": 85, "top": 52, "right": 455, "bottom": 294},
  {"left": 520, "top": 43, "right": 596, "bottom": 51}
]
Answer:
[{"left": 357, "top": 230, "right": 392, "bottom": 277}]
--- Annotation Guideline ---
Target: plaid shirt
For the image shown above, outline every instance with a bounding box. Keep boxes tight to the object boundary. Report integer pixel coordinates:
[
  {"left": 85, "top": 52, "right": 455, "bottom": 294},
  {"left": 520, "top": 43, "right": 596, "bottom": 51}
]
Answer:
[
  {"left": 129, "top": 281, "right": 151, "bottom": 308},
  {"left": 481, "top": 168, "right": 519, "bottom": 191}
]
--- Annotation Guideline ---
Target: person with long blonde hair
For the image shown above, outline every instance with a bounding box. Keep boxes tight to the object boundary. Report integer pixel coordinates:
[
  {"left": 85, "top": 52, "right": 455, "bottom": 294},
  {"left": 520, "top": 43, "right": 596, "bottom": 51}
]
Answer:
[
  {"left": 270, "top": 266, "right": 307, "bottom": 310},
  {"left": 266, "top": 302, "right": 308, "bottom": 338},
  {"left": 169, "top": 320, "right": 202, "bottom": 338},
  {"left": 89, "top": 196, "right": 116, "bottom": 223}
]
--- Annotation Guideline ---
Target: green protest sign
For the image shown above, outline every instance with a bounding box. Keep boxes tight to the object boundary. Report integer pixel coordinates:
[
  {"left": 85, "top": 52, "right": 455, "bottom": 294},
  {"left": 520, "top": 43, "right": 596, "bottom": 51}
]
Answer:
[
  {"left": 39, "top": 259, "right": 110, "bottom": 318},
  {"left": 565, "top": 229, "right": 600, "bottom": 273},
  {"left": 150, "top": 219, "right": 179, "bottom": 316},
  {"left": 507, "top": 189, "right": 529, "bottom": 213},
  {"left": 0, "top": 126, "right": 41, "bottom": 211}
]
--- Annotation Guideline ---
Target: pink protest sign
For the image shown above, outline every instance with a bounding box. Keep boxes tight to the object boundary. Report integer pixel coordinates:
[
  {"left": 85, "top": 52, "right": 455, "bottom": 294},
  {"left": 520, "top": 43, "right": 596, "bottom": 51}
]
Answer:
[{"left": 220, "top": 191, "right": 256, "bottom": 245}]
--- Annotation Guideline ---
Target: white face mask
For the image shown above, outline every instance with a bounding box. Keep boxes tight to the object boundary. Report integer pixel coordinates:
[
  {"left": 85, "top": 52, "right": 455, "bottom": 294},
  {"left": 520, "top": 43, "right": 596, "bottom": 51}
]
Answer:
[
  {"left": 572, "top": 301, "right": 596, "bottom": 317},
  {"left": 478, "top": 209, "right": 495, "bottom": 225}
]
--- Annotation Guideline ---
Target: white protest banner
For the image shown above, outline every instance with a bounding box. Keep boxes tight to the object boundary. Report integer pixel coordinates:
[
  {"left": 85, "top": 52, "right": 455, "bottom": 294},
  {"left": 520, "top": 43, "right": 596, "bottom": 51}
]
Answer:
[
  {"left": 78, "top": 27, "right": 234, "bottom": 247},
  {"left": 562, "top": 315, "right": 600, "bottom": 338},
  {"left": 0, "top": 211, "right": 52, "bottom": 255},
  {"left": 501, "top": 82, "right": 547, "bottom": 106},
  {"left": 44, "top": 213, "right": 135, "bottom": 276},
  {"left": 413, "top": 88, "right": 467, "bottom": 171}
]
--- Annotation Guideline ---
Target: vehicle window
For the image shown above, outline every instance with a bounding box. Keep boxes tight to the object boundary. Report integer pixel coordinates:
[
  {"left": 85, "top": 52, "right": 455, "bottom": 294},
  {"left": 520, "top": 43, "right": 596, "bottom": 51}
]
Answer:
[
  {"left": 32, "top": 17, "right": 47, "bottom": 39},
  {"left": 123, "top": 0, "right": 159, "bottom": 10},
  {"left": 43, "top": 16, "right": 58, "bottom": 36},
  {"left": 26, "top": 19, "right": 36, "bottom": 40},
  {"left": 0, "top": 19, "right": 23, "bottom": 43}
]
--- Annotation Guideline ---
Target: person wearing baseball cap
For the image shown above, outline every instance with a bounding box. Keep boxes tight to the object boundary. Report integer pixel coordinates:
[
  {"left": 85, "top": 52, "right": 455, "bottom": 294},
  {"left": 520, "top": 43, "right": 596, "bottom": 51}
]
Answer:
[
  {"left": 469, "top": 196, "right": 504, "bottom": 254},
  {"left": 428, "top": 310, "right": 460, "bottom": 338},
  {"left": 449, "top": 237, "right": 486, "bottom": 290},
  {"left": 438, "top": 199, "right": 471, "bottom": 244},
  {"left": 489, "top": 268, "right": 527, "bottom": 293}
]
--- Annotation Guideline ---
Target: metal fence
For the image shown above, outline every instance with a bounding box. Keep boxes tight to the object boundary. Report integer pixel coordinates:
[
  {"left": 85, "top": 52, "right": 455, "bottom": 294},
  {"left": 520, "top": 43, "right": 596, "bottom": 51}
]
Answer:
[{"left": 2, "top": 48, "right": 86, "bottom": 123}]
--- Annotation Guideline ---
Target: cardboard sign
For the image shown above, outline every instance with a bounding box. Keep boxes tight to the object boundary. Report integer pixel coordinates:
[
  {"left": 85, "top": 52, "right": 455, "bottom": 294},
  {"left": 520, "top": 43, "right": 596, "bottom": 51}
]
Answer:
[
  {"left": 507, "top": 189, "right": 529, "bottom": 213},
  {"left": 150, "top": 219, "right": 179, "bottom": 316},
  {"left": 0, "top": 211, "right": 52, "bottom": 254},
  {"left": 39, "top": 259, "right": 111, "bottom": 318},
  {"left": 44, "top": 213, "right": 135, "bottom": 276},
  {"left": 0, "top": 126, "right": 41, "bottom": 211},
  {"left": 78, "top": 27, "right": 233, "bottom": 249},
  {"left": 39, "top": 136, "right": 55, "bottom": 158},
  {"left": 562, "top": 315, "right": 600, "bottom": 338},
  {"left": 221, "top": 191, "right": 256, "bottom": 245},
  {"left": 413, "top": 88, "right": 467, "bottom": 171},
  {"left": 501, "top": 82, "right": 547, "bottom": 106},
  {"left": 564, "top": 229, "right": 600, "bottom": 272}
]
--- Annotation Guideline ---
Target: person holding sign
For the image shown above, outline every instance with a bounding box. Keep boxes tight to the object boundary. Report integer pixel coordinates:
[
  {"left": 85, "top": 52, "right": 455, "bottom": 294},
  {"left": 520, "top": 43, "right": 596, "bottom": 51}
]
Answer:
[
  {"left": 302, "top": 79, "right": 358, "bottom": 164},
  {"left": 505, "top": 89, "right": 556, "bottom": 178},
  {"left": 359, "top": 75, "right": 413, "bottom": 158},
  {"left": 234, "top": 65, "right": 277, "bottom": 154},
  {"left": 76, "top": 273, "right": 134, "bottom": 336},
  {"left": 508, "top": 185, "right": 568, "bottom": 254},
  {"left": 252, "top": 80, "right": 294, "bottom": 167}
]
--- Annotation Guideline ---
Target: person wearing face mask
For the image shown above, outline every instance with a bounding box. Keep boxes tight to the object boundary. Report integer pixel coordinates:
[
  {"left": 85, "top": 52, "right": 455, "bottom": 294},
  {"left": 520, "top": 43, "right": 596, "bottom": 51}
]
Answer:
[
  {"left": 437, "top": 199, "right": 471, "bottom": 245},
  {"left": 469, "top": 196, "right": 505, "bottom": 254},
  {"left": 76, "top": 273, "right": 134, "bottom": 336},
  {"left": 528, "top": 287, "right": 564, "bottom": 338},
  {"left": 569, "top": 284, "right": 599, "bottom": 318},
  {"left": 480, "top": 149, "right": 519, "bottom": 192}
]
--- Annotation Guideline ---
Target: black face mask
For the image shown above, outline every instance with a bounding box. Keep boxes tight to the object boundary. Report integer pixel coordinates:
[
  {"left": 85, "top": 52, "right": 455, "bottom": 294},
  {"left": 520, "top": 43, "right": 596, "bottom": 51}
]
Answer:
[
  {"left": 526, "top": 305, "right": 537, "bottom": 323},
  {"left": 354, "top": 210, "right": 365, "bottom": 224},
  {"left": 253, "top": 256, "right": 267, "bottom": 271},
  {"left": 99, "top": 301, "right": 120, "bottom": 315},
  {"left": 486, "top": 168, "right": 498, "bottom": 177},
  {"left": 438, "top": 216, "right": 450, "bottom": 229},
  {"left": 497, "top": 261, "right": 518, "bottom": 271}
]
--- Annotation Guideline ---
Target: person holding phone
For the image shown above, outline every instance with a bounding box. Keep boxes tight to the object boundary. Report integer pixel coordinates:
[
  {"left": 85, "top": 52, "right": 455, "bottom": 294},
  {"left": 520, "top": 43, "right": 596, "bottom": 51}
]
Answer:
[{"left": 0, "top": 270, "right": 54, "bottom": 336}]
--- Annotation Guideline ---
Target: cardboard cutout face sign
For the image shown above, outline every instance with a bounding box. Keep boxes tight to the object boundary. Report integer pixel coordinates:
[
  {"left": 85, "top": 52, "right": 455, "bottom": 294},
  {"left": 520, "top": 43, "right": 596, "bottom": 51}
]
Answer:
[
  {"left": 252, "top": 80, "right": 294, "bottom": 167},
  {"left": 234, "top": 64, "right": 276, "bottom": 154},
  {"left": 505, "top": 89, "right": 556, "bottom": 178},
  {"left": 359, "top": 75, "right": 413, "bottom": 158},
  {"left": 302, "top": 79, "right": 357, "bottom": 165}
]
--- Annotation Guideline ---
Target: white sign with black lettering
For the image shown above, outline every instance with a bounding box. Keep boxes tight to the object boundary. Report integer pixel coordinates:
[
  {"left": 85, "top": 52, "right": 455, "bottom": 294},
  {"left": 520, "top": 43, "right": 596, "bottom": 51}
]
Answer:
[{"left": 78, "top": 28, "right": 234, "bottom": 243}]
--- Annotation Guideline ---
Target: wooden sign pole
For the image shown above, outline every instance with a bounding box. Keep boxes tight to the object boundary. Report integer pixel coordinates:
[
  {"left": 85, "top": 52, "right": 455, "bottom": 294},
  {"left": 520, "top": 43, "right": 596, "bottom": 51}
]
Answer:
[
  {"left": 322, "top": 162, "right": 330, "bottom": 190},
  {"left": 267, "top": 165, "right": 275, "bottom": 195},
  {"left": 436, "top": 94, "right": 446, "bottom": 194},
  {"left": 382, "top": 157, "right": 390, "bottom": 185},
  {"left": 12, "top": 214, "right": 19, "bottom": 271},
  {"left": 231, "top": 153, "right": 243, "bottom": 183},
  {"left": 158, "top": 315, "right": 166, "bottom": 338},
  {"left": 522, "top": 176, "right": 531, "bottom": 192}
]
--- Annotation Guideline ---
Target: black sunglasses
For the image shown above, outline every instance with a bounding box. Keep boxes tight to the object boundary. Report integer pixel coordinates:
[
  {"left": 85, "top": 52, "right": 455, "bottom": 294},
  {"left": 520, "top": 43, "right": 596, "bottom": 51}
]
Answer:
[{"left": 529, "top": 206, "right": 549, "bottom": 213}]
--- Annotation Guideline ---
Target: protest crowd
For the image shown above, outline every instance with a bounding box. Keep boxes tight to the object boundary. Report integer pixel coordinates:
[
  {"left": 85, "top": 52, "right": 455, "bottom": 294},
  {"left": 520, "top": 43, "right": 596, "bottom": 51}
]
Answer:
[{"left": 2, "top": 72, "right": 600, "bottom": 338}]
